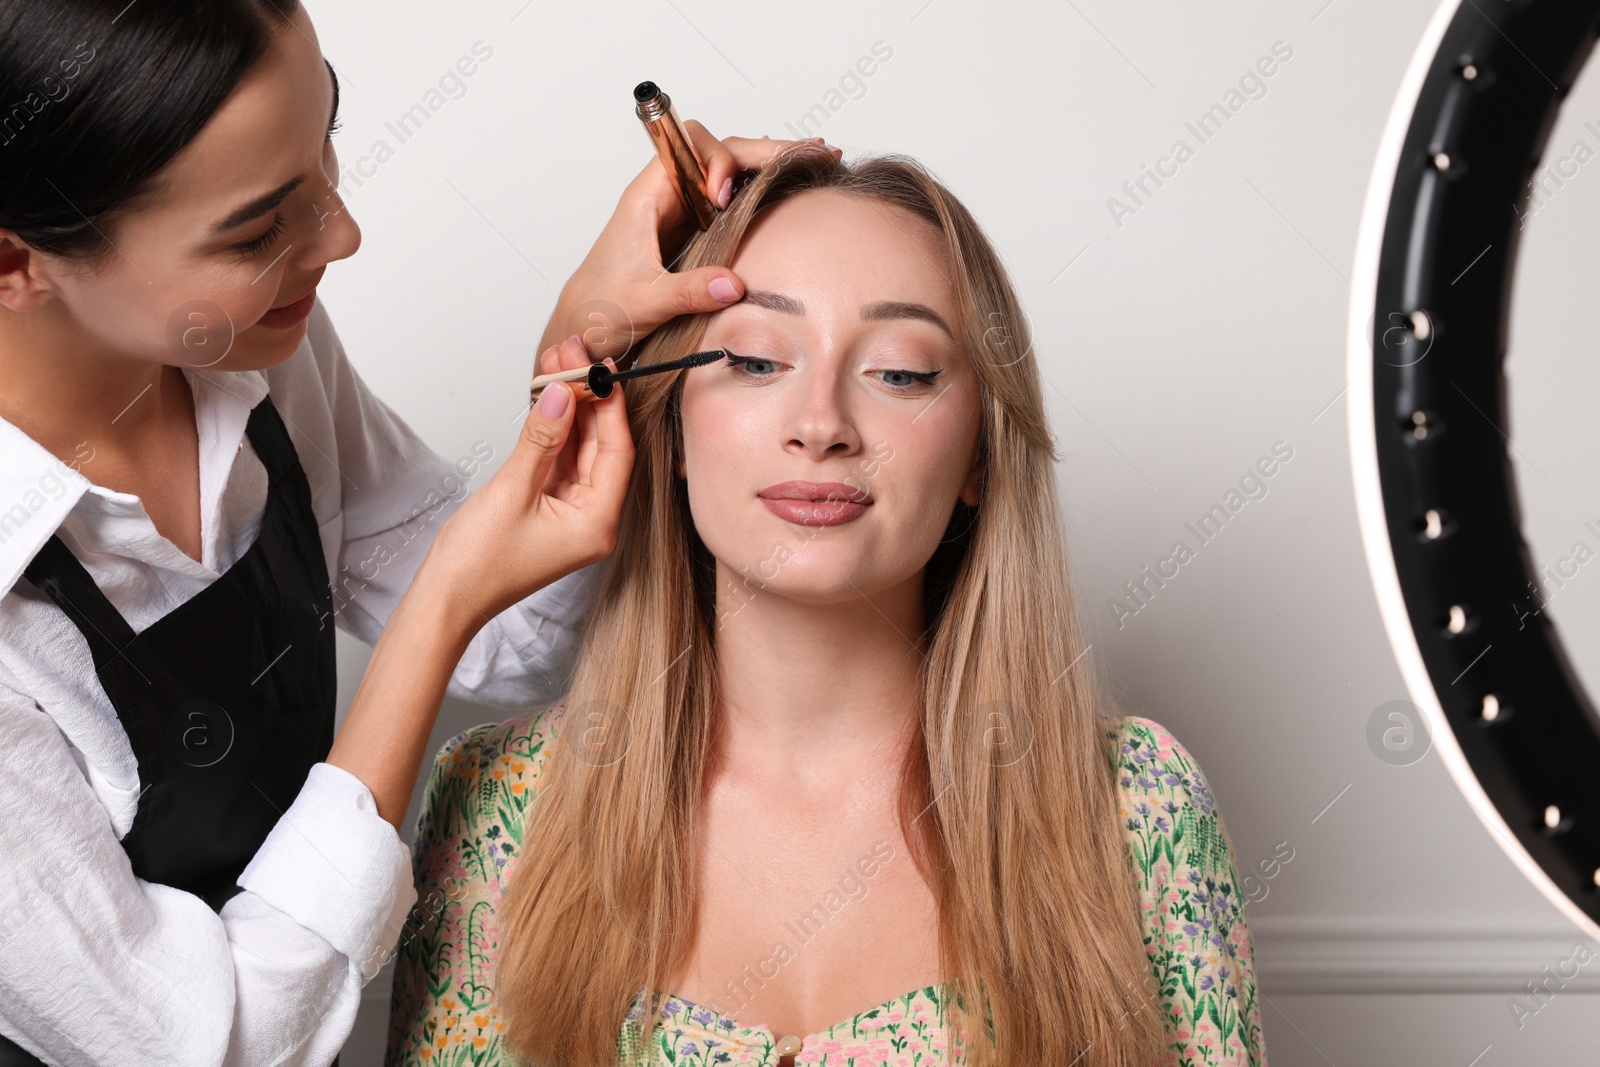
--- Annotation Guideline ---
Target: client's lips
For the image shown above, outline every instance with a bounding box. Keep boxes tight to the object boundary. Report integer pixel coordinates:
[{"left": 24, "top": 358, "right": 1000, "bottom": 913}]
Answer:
[
  {"left": 757, "top": 481, "right": 874, "bottom": 527},
  {"left": 757, "top": 481, "right": 874, "bottom": 504}
]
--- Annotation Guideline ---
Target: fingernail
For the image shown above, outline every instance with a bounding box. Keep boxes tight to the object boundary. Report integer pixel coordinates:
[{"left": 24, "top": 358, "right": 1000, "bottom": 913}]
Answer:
[
  {"left": 539, "top": 382, "right": 570, "bottom": 418},
  {"left": 718, "top": 176, "right": 733, "bottom": 208},
  {"left": 803, "top": 136, "right": 825, "bottom": 143},
  {"left": 709, "top": 276, "right": 738, "bottom": 302}
]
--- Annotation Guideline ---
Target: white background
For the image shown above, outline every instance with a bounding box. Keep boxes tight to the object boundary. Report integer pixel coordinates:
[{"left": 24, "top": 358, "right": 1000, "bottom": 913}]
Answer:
[{"left": 307, "top": 0, "right": 1600, "bottom": 1062}]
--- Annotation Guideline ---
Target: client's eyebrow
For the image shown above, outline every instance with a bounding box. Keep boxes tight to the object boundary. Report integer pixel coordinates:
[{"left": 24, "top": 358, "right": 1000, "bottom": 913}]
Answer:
[
  {"left": 861, "top": 299, "right": 954, "bottom": 341},
  {"left": 742, "top": 289, "right": 805, "bottom": 315},
  {"left": 741, "top": 288, "right": 954, "bottom": 341}
]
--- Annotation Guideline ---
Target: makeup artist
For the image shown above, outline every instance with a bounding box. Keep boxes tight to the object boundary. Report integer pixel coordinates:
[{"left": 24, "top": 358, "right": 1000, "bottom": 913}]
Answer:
[{"left": 0, "top": 1, "right": 834, "bottom": 1064}]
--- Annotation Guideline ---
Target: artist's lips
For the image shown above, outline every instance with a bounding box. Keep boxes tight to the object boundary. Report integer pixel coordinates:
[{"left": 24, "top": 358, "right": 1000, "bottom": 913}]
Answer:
[
  {"left": 757, "top": 481, "right": 873, "bottom": 526},
  {"left": 258, "top": 279, "right": 320, "bottom": 329}
]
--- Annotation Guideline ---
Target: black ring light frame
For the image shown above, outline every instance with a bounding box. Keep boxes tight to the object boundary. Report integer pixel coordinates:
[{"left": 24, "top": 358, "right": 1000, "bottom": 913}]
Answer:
[{"left": 1350, "top": 0, "right": 1600, "bottom": 937}]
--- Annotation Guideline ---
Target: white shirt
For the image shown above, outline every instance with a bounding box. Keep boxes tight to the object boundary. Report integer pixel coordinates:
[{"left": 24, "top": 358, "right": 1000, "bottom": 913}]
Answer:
[{"left": 0, "top": 299, "right": 605, "bottom": 1066}]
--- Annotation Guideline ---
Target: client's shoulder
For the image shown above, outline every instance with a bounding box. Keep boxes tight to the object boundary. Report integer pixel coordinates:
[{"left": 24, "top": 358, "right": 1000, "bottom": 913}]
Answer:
[
  {"left": 1103, "top": 716, "right": 1264, "bottom": 1061},
  {"left": 413, "top": 701, "right": 569, "bottom": 849},
  {"left": 1105, "top": 713, "right": 1240, "bottom": 888},
  {"left": 1105, "top": 714, "right": 1221, "bottom": 817}
]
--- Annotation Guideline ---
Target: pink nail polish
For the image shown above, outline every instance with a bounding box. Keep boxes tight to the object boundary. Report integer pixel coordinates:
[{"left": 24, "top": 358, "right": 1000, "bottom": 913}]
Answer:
[
  {"left": 539, "top": 381, "right": 570, "bottom": 418},
  {"left": 719, "top": 176, "right": 733, "bottom": 208}
]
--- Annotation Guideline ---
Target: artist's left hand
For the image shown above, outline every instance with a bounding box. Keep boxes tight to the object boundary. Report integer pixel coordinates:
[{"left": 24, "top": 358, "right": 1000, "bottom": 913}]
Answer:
[{"left": 538, "top": 123, "right": 842, "bottom": 358}]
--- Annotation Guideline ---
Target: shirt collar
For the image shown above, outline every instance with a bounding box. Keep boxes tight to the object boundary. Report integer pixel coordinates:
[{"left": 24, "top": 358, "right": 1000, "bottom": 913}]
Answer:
[{"left": 0, "top": 365, "right": 270, "bottom": 598}]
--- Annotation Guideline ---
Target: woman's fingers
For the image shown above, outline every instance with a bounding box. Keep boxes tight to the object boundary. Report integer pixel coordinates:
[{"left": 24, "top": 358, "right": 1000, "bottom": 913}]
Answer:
[
  {"left": 535, "top": 337, "right": 621, "bottom": 501},
  {"left": 570, "top": 357, "right": 613, "bottom": 481},
  {"left": 539, "top": 336, "right": 591, "bottom": 491},
  {"left": 510, "top": 379, "right": 575, "bottom": 513},
  {"left": 724, "top": 130, "right": 841, "bottom": 171},
  {"left": 683, "top": 120, "right": 739, "bottom": 210},
  {"left": 582, "top": 367, "right": 635, "bottom": 529},
  {"left": 682, "top": 122, "right": 842, "bottom": 207},
  {"left": 633, "top": 123, "right": 841, "bottom": 234},
  {"left": 538, "top": 127, "right": 846, "bottom": 359}
]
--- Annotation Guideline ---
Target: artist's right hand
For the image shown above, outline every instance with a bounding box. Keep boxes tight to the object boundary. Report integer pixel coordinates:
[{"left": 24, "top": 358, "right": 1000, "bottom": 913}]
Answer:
[{"left": 421, "top": 334, "right": 634, "bottom": 629}]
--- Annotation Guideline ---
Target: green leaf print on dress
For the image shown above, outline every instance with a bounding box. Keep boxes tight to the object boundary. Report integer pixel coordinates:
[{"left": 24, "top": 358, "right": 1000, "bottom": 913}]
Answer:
[{"left": 385, "top": 707, "right": 1266, "bottom": 1066}]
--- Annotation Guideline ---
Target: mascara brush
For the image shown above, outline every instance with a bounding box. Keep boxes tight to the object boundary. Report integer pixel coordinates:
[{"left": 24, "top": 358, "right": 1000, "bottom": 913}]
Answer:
[{"left": 529, "top": 348, "right": 736, "bottom": 406}]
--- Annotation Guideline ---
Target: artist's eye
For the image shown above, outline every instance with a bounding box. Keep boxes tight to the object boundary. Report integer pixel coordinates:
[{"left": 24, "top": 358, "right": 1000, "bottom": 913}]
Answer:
[{"left": 232, "top": 212, "right": 286, "bottom": 258}]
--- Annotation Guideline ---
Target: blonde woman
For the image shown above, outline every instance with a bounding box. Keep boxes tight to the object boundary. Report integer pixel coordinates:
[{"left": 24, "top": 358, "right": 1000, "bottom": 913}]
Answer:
[{"left": 387, "top": 145, "right": 1265, "bottom": 1067}]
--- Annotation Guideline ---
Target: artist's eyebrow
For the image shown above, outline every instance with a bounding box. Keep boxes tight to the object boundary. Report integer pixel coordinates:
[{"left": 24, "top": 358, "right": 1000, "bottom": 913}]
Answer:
[
  {"left": 209, "top": 59, "right": 340, "bottom": 236},
  {"left": 210, "top": 175, "right": 306, "bottom": 235},
  {"left": 741, "top": 289, "right": 954, "bottom": 341}
]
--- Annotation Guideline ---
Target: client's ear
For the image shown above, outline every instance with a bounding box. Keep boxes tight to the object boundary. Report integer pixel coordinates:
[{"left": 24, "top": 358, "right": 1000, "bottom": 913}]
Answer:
[{"left": 959, "top": 459, "right": 981, "bottom": 508}]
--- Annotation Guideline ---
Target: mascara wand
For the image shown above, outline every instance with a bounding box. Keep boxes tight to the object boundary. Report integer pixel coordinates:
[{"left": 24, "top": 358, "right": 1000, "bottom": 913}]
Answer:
[{"left": 529, "top": 348, "right": 736, "bottom": 406}]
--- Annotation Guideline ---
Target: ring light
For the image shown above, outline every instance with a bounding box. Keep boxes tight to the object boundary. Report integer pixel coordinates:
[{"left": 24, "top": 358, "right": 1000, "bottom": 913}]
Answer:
[{"left": 1349, "top": 0, "right": 1600, "bottom": 938}]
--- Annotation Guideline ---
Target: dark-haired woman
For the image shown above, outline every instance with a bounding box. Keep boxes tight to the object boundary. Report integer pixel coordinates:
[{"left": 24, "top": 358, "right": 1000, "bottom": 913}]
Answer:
[{"left": 0, "top": 1, "right": 829, "bottom": 1063}]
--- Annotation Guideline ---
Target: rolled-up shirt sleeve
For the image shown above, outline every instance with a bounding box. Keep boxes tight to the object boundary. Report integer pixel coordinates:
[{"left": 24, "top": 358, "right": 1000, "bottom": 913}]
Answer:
[
  {"left": 292, "top": 302, "right": 605, "bottom": 708},
  {"left": 0, "top": 686, "right": 415, "bottom": 1067}
]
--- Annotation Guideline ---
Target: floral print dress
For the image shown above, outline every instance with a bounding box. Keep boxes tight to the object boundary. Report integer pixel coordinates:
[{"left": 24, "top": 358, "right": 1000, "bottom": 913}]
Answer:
[{"left": 384, "top": 706, "right": 1265, "bottom": 1066}]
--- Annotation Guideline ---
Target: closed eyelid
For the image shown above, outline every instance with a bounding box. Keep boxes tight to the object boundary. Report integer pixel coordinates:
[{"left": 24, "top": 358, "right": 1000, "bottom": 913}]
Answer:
[{"left": 326, "top": 59, "right": 340, "bottom": 131}]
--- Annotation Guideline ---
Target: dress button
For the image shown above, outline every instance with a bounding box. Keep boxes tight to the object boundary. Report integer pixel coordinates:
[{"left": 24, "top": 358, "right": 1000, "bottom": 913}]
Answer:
[{"left": 774, "top": 1035, "right": 803, "bottom": 1056}]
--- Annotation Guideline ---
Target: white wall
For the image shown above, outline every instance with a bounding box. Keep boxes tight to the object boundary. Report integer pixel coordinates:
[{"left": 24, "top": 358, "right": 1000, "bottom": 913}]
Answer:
[{"left": 308, "top": 0, "right": 1600, "bottom": 1062}]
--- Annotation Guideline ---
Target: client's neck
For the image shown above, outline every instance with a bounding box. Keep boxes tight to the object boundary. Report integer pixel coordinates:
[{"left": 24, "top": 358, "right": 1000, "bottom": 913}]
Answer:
[{"left": 711, "top": 566, "right": 925, "bottom": 789}]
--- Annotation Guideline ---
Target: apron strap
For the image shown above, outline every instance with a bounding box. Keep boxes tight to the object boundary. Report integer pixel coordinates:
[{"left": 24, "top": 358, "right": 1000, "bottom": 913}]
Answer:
[
  {"left": 20, "top": 536, "right": 136, "bottom": 668},
  {"left": 19, "top": 392, "right": 306, "bottom": 665}
]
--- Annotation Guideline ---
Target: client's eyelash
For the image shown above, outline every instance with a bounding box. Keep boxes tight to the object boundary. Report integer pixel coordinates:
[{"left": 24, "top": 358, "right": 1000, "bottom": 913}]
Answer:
[{"left": 725, "top": 353, "right": 942, "bottom": 395}]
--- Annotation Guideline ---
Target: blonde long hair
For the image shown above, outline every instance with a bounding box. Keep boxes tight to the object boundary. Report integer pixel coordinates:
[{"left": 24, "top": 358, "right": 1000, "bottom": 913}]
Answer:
[{"left": 495, "top": 144, "right": 1166, "bottom": 1067}]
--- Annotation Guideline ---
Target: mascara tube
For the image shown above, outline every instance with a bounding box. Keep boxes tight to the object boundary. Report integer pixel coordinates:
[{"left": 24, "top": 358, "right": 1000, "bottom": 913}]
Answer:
[
  {"left": 530, "top": 363, "right": 616, "bottom": 405},
  {"left": 529, "top": 349, "right": 735, "bottom": 406},
  {"left": 634, "top": 81, "right": 718, "bottom": 230}
]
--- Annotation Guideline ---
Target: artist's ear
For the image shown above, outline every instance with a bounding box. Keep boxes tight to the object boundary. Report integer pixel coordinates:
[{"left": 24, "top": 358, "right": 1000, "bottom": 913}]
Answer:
[{"left": 0, "top": 231, "right": 57, "bottom": 314}]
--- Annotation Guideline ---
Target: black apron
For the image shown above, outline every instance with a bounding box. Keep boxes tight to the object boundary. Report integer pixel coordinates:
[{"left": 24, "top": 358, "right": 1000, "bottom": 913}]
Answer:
[{"left": 0, "top": 394, "right": 342, "bottom": 1067}]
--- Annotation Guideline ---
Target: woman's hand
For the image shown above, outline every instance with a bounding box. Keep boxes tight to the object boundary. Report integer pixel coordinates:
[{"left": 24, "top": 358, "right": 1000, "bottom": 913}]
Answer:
[
  {"left": 539, "top": 124, "right": 842, "bottom": 359},
  {"left": 332, "top": 338, "right": 629, "bottom": 827},
  {"left": 420, "top": 334, "right": 635, "bottom": 632}
]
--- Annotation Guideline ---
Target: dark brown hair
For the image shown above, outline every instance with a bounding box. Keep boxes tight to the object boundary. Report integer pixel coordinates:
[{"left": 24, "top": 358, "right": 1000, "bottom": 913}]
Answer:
[{"left": 0, "top": 0, "right": 302, "bottom": 259}]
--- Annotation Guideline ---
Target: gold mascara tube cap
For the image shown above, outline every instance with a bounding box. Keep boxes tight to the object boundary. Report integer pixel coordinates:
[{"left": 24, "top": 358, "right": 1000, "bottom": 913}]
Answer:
[{"left": 634, "top": 81, "right": 718, "bottom": 230}]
